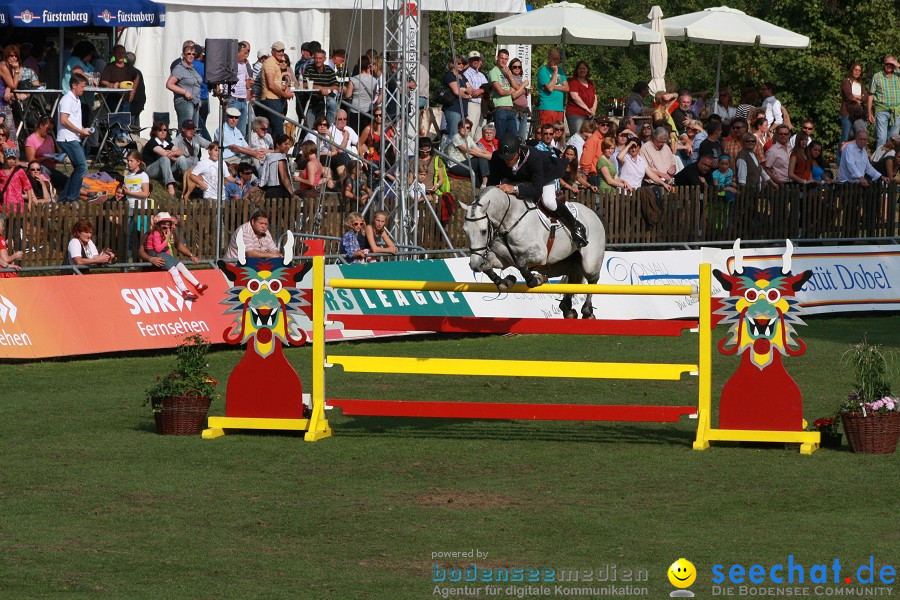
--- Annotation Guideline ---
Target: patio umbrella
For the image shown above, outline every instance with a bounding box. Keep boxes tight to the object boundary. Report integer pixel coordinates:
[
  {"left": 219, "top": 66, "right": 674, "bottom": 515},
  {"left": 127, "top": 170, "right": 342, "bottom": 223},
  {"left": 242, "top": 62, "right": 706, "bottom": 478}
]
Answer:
[
  {"left": 647, "top": 5, "right": 810, "bottom": 97},
  {"left": 466, "top": 1, "right": 661, "bottom": 46},
  {"left": 647, "top": 5, "right": 666, "bottom": 95}
]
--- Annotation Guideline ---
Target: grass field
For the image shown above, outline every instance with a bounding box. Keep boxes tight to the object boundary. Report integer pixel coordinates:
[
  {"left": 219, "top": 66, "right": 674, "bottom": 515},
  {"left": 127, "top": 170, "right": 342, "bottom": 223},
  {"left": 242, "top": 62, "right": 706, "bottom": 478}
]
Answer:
[{"left": 2, "top": 315, "right": 899, "bottom": 599}]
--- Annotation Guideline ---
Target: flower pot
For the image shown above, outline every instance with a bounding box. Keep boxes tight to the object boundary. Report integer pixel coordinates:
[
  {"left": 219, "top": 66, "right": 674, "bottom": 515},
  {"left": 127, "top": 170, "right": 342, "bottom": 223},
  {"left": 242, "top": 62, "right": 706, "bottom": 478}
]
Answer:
[
  {"left": 153, "top": 395, "right": 212, "bottom": 435},
  {"left": 820, "top": 432, "right": 842, "bottom": 449},
  {"left": 840, "top": 411, "right": 900, "bottom": 454}
]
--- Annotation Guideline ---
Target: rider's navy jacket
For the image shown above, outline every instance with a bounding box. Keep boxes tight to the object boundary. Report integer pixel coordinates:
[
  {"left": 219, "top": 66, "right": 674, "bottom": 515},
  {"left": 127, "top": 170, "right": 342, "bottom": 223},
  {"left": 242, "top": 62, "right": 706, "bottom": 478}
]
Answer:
[{"left": 487, "top": 147, "right": 568, "bottom": 199}]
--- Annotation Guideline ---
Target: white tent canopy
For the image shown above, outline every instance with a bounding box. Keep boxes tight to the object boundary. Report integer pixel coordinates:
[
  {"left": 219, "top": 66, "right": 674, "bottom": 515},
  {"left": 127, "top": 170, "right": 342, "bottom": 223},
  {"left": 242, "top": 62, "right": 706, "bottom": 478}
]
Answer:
[
  {"left": 466, "top": 1, "right": 661, "bottom": 46},
  {"left": 125, "top": 0, "right": 526, "bottom": 130}
]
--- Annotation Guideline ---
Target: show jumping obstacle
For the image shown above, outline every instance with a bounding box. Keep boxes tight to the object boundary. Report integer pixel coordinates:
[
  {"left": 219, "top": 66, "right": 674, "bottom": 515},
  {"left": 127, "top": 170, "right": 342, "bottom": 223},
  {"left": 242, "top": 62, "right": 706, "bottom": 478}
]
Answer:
[{"left": 206, "top": 244, "right": 821, "bottom": 453}]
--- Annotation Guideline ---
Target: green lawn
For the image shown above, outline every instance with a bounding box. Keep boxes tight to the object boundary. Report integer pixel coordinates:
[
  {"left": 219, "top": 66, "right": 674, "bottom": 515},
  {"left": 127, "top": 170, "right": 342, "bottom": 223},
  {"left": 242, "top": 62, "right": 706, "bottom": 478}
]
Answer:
[{"left": 1, "top": 316, "right": 898, "bottom": 599}]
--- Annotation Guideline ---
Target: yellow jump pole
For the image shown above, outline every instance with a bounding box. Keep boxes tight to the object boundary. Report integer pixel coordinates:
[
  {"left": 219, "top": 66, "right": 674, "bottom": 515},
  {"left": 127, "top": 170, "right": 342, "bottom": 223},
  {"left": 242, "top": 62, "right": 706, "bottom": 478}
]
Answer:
[
  {"left": 693, "top": 263, "right": 712, "bottom": 450},
  {"left": 305, "top": 254, "right": 332, "bottom": 441},
  {"left": 327, "top": 279, "right": 696, "bottom": 297}
]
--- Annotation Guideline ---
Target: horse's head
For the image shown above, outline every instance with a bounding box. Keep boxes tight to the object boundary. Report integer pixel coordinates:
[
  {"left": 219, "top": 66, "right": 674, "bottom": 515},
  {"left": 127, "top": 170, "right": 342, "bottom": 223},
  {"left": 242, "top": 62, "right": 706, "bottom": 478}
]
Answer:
[
  {"left": 714, "top": 239, "right": 813, "bottom": 369},
  {"left": 458, "top": 188, "right": 498, "bottom": 273}
]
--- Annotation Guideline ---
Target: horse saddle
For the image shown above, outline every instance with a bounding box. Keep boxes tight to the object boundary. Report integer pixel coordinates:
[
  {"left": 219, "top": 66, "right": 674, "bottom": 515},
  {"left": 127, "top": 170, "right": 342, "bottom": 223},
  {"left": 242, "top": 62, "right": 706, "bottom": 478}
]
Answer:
[{"left": 528, "top": 199, "right": 581, "bottom": 231}]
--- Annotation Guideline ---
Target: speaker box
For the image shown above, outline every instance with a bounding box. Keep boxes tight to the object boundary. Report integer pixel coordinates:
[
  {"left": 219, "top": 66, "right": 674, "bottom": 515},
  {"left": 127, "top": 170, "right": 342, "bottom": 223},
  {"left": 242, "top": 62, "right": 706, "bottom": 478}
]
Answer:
[{"left": 204, "top": 38, "right": 238, "bottom": 85}]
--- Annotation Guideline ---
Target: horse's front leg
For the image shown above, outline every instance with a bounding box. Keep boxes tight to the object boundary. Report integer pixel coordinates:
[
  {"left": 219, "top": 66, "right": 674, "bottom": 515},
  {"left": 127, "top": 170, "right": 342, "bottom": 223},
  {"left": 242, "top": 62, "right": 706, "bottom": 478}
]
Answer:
[
  {"left": 559, "top": 295, "right": 578, "bottom": 319},
  {"left": 581, "top": 293, "right": 595, "bottom": 319}
]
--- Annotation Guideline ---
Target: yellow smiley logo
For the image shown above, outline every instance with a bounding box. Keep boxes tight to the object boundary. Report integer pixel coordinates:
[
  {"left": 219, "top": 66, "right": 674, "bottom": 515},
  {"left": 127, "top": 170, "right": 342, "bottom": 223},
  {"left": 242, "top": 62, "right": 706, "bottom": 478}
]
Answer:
[{"left": 668, "top": 558, "right": 696, "bottom": 588}]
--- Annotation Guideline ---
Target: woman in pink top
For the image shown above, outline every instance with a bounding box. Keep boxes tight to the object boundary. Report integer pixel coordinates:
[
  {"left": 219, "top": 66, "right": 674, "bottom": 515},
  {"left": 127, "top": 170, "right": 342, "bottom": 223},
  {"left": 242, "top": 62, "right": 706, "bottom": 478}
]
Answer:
[
  {"left": 144, "top": 211, "right": 206, "bottom": 300},
  {"left": 0, "top": 147, "right": 34, "bottom": 212},
  {"left": 24, "top": 116, "right": 68, "bottom": 192}
]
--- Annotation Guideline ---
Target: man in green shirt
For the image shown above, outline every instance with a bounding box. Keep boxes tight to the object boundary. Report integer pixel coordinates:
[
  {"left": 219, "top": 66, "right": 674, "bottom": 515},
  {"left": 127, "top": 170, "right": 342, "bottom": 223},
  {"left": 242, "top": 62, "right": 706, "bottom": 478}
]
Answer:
[
  {"left": 868, "top": 55, "right": 900, "bottom": 148},
  {"left": 488, "top": 49, "right": 518, "bottom": 140}
]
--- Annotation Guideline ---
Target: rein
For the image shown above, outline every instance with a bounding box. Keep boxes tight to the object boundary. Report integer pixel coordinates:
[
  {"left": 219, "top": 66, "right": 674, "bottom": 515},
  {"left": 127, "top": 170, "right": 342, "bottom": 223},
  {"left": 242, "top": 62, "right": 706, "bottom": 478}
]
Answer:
[{"left": 464, "top": 191, "right": 535, "bottom": 261}]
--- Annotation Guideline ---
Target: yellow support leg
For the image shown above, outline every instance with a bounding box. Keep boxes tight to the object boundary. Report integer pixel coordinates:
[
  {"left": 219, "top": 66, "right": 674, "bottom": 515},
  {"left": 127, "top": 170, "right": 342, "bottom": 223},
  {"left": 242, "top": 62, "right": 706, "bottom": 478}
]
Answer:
[
  {"left": 693, "top": 263, "right": 713, "bottom": 451},
  {"left": 202, "top": 427, "right": 225, "bottom": 439},
  {"left": 306, "top": 254, "right": 332, "bottom": 442}
]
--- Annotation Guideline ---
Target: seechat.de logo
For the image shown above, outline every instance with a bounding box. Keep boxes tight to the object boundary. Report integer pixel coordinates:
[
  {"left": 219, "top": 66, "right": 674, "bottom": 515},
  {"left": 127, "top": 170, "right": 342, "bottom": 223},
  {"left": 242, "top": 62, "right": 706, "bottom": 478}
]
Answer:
[
  {"left": 121, "top": 287, "right": 193, "bottom": 315},
  {"left": 0, "top": 295, "right": 18, "bottom": 323},
  {"left": 668, "top": 558, "right": 696, "bottom": 598}
]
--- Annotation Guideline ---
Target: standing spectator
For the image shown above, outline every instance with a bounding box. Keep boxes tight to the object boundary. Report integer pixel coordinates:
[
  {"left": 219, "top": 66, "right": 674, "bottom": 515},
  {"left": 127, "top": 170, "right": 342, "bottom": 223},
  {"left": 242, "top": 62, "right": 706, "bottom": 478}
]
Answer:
[
  {"left": 261, "top": 41, "right": 294, "bottom": 137},
  {"left": 736, "top": 133, "right": 773, "bottom": 190},
  {"left": 172, "top": 119, "right": 209, "bottom": 177},
  {"left": 488, "top": 49, "right": 517, "bottom": 140},
  {"left": 808, "top": 141, "right": 832, "bottom": 183},
  {"left": 671, "top": 94, "right": 696, "bottom": 135},
  {"left": 839, "top": 62, "right": 868, "bottom": 163},
  {"left": 125, "top": 52, "right": 146, "bottom": 125},
  {"left": 838, "top": 130, "right": 889, "bottom": 185},
  {"left": 734, "top": 87, "right": 758, "bottom": 120},
  {"left": 366, "top": 210, "right": 398, "bottom": 256},
  {"left": 790, "top": 119, "right": 814, "bottom": 149},
  {"left": 190, "top": 142, "right": 234, "bottom": 199},
  {"left": 141, "top": 121, "right": 182, "bottom": 196},
  {"left": 250, "top": 49, "right": 268, "bottom": 103},
  {"left": 215, "top": 107, "right": 261, "bottom": 165},
  {"left": 25, "top": 116, "right": 68, "bottom": 192},
  {"left": 870, "top": 133, "right": 899, "bottom": 181},
  {"left": 566, "top": 119, "right": 595, "bottom": 160},
  {"left": 566, "top": 61, "right": 597, "bottom": 136},
  {"left": 192, "top": 46, "right": 211, "bottom": 140},
  {"left": 698, "top": 120, "right": 724, "bottom": 160},
  {"left": 329, "top": 49, "right": 348, "bottom": 77},
  {"left": 764, "top": 124, "right": 792, "bottom": 185},
  {"left": 0, "top": 148, "right": 33, "bottom": 211},
  {"left": 579, "top": 121, "right": 605, "bottom": 186},
  {"left": 67, "top": 219, "right": 114, "bottom": 274},
  {"left": 225, "top": 211, "right": 281, "bottom": 259},
  {"left": 440, "top": 56, "right": 471, "bottom": 150},
  {"left": 122, "top": 151, "right": 151, "bottom": 213},
  {"left": 256, "top": 134, "right": 296, "bottom": 199},
  {"left": 788, "top": 132, "right": 813, "bottom": 185},
  {"left": 166, "top": 43, "right": 202, "bottom": 132},
  {"left": 652, "top": 91, "right": 678, "bottom": 130},
  {"left": 303, "top": 49, "right": 339, "bottom": 128},
  {"left": 537, "top": 49, "right": 568, "bottom": 127},
  {"left": 723, "top": 117, "right": 748, "bottom": 160},
  {"left": 597, "top": 137, "right": 631, "bottom": 192},
  {"left": 463, "top": 51, "right": 488, "bottom": 139},
  {"left": 640, "top": 127, "right": 677, "bottom": 186},
  {"left": 674, "top": 153, "right": 716, "bottom": 186},
  {"left": 761, "top": 82, "right": 790, "bottom": 128},
  {"left": 534, "top": 123, "right": 559, "bottom": 156},
  {"left": 625, "top": 82, "right": 650, "bottom": 118},
  {"left": 711, "top": 89, "right": 737, "bottom": 122},
  {"left": 56, "top": 72, "right": 89, "bottom": 203},
  {"left": 228, "top": 41, "right": 253, "bottom": 137},
  {"left": 689, "top": 120, "right": 708, "bottom": 160},
  {"left": 508, "top": 57, "right": 530, "bottom": 142},
  {"left": 344, "top": 55, "right": 379, "bottom": 134},
  {"left": 293, "top": 43, "right": 314, "bottom": 82},
  {"left": 100, "top": 45, "right": 139, "bottom": 115},
  {"left": 247, "top": 116, "right": 274, "bottom": 168},
  {"left": 868, "top": 56, "right": 900, "bottom": 149},
  {"left": 712, "top": 155, "right": 737, "bottom": 201}
]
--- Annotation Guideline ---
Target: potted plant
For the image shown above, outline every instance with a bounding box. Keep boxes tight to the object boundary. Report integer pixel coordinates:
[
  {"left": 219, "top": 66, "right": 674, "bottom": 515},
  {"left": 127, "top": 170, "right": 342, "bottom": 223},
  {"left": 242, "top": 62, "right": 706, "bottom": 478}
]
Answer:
[
  {"left": 809, "top": 417, "right": 842, "bottom": 449},
  {"left": 146, "top": 334, "right": 218, "bottom": 435},
  {"left": 840, "top": 340, "right": 899, "bottom": 454}
]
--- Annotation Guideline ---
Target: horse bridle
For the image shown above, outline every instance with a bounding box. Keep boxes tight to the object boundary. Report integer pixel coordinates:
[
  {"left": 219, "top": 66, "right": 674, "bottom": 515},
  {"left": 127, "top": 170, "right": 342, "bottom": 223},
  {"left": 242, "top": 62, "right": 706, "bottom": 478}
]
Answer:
[{"left": 464, "top": 190, "right": 535, "bottom": 261}]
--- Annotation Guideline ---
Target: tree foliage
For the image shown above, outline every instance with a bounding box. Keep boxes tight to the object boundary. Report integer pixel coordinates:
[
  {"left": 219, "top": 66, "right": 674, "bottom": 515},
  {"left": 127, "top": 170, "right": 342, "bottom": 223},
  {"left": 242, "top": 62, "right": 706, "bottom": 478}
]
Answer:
[{"left": 426, "top": 0, "right": 898, "bottom": 157}]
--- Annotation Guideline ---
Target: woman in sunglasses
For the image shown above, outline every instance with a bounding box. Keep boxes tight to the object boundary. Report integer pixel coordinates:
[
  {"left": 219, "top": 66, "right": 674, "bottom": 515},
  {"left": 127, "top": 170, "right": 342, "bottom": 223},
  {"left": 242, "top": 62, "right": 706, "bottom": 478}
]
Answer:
[
  {"left": 247, "top": 116, "right": 274, "bottom": 168},
  {"left": 24, "top": 115, "right": 68, "bottom": 193},
  {"left": 26, "top": 160, "right": 54, "bottom": 203},
  {"left": 440, "top": 55, "right": 473, "bottom": 149},
  {"left": 507, "top": 59, "right": 530, "bottom": 142},
  {"left": 339, "top": 212, "right": 371, "bottom": 263}
]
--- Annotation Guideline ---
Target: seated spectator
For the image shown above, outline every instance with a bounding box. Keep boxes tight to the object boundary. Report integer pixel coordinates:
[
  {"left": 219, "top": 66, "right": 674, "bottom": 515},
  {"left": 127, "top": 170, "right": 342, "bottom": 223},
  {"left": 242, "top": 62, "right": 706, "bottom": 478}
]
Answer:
[
  {"left": 698, "top": 119, "right": 724, "bottom": 160},
  {"left": 247, "top": 117, "right": 274, "bottom": 168},
  {"left": 871, "top": 133, "right": 899, "bottom": 181},
  {"left": 625, "top": 82, "right": 650, "bottom": 117},
  {"left": 651, "top": 91, "right": 677, "bottom": 130},
  {"left": 597, "top": 138, "right": 632, "bottom": 192},
  {"left": 366, "top": 210, "right": 398, "bottom": 255},
  {"left": 639, "top": 127, "right": 677, "bottom": 186},
  {"left": 0, "top": 215, "right": 22, "bottom": 277},
  {"left": 67, "top": 219, "right": 114, "bottom": 274},
  {"left": 638, "top": 121, "right": 654, "bottom": 144},
  {"left": 478, "top": 123, "right": 499, "bottom": 156},
  {"left": 447, "top": 119, "right": 491, "bottom": 187},
  {"left": 788, "top": 132, "right": 813, "bottom": 185},
  {"left": 224, "top": 162, "right": 256, "bottom": 200},
  {"left": 340, "top": 211, "right": 370, "bottom": 263},
  {"left": 328, "top": 109, "right": 359, "bottom": 183},
  {"left": 225, "top": 210, "right": 282, "bottom": 259},
  {"left": 674, "top": 153, "right": 716, "bottom": 186},
  {"left": 0, "top": 125, "right": 16, "bottom": 151},
  {"left": 24, "top": 116, "right": 68, "bottom": 192},
  {"left": 344, "top": 162, "right": 371, "bottom": 210},
  {"left": 26, "top": 160, "right": 55, "bottom": 202},
  {"left": 722, "top": 117, "right": 749, "bottom": 160},
  {"left": 838, "top": 130, "right": 889, "bottom": 186},
  {"left": 190, "top": 142, "right": 235, "bottom": 199},
  {"left": 808, "top": 141, "right": 832, "bottom": 183},
  {"left": 613, "top": 127, "right": 634, "bottom": 163},
  {"left": 671, "top": 94, "right": 696, "bottom": 135},
  {"left": 296, "top": 140, "right": 323, "bottom": 198},
  {"left": 216, "top": 107, "right": 261, "bottom": 165},
  {"left": 359, "top": 108, "right": 393, "bottom": 167},
  {"left": 579, "top": 122, "right": 605, "bottom": 185},
  {"left": 533, "top": 123, "right": 559, "bottom": 154},
  {"left": 172, "top": 119, "right": 209, "bottom": 176},
  {"left": 0, "top": 148, "right": 34, "bottom": 212},
  {"left": 305, "top": 116, "right": 333, "bottom": 163},
  {"left": 764, "top": 124, "right": 792, "bottom": 185},
  {"left": 617, "top": 139, "right": 671, "bottom": 191},
  {"left": 690, "top": 120, "right": 709, "bottom": 160},
  {"left": 735, "top": 133, "right": 773, "bottom": 190},
  {"left": 559, "top": 145, "right": 591, "bottom": 195},
  {"left": 256, "top": 134, "right": 297, "bottom": 199},
  {"left": 144, "top": 211, "right": 205, "bottom": 300},
  {"left": 566, "top": 120, "right": 595, "bottom": 160},
  {"left": 141, "top": 120, "right": 182, "bottom": 196},
  {"left": 552, "top": 120, "right": 566, "bottom": 150}
]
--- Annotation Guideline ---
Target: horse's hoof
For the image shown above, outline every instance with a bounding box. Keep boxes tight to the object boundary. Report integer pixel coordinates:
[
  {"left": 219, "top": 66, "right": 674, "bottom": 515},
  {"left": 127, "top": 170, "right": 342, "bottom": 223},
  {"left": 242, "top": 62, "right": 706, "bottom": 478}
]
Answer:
[
  {"left": 582, "top": 313, "right": 596, "bottom": 319},
  {"left": 564, "top": 310, "right": 578, "bottom": 319},
  {"left": 497, "top": 280, "right": 511, "bottom": 292},
  {"left": 533, "top": 274, "right": 548, "bottom": 286}
]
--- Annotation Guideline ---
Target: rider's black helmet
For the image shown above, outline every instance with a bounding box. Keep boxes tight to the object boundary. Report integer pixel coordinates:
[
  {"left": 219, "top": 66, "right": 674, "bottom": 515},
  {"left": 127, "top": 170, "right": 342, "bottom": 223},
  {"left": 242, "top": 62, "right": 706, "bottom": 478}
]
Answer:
[{"left": 497, "top": 133, "right": 521, "bottom": 161}]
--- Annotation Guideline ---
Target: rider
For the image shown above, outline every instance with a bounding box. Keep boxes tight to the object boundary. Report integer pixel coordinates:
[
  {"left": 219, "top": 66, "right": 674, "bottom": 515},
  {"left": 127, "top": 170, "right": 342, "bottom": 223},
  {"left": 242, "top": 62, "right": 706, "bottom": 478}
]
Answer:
[{"left": 487, "top": 133, "right": 588, "bottom": 248}]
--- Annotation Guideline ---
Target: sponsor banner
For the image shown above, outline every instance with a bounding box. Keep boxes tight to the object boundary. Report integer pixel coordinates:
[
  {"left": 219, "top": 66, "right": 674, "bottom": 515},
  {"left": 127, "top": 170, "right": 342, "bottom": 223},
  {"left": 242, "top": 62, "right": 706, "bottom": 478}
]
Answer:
[{"left": 0, "top": 271, "right": 231, "bottom": 359}]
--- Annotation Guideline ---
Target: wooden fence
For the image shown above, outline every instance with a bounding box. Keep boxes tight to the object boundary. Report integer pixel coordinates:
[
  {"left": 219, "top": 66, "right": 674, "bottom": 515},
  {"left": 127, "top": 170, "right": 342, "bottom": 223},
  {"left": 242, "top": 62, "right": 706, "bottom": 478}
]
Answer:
[{"left": 3, "top": 183, "right": 898, "bottom": 268}]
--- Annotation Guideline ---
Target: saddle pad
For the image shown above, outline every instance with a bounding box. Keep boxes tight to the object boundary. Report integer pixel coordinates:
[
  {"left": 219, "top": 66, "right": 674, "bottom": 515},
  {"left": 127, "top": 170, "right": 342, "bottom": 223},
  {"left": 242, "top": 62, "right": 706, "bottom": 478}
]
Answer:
[{"left": 528, "top": 200, "right": 581, "bottom": 230}]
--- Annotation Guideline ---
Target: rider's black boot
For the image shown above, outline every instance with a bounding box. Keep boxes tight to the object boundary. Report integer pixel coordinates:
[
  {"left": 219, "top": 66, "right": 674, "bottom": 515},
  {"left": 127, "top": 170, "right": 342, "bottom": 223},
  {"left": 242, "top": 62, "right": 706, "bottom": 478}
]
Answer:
[{"left": 553, "top": 202, "right": 588, "bottom": 248}]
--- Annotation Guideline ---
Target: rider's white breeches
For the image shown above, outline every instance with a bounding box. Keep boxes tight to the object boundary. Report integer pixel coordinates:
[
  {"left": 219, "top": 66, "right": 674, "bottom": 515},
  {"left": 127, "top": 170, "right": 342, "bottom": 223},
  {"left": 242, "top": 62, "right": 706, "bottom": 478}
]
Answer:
[{"left": 541, "top": 183, "right": 558, "bottom": 211}]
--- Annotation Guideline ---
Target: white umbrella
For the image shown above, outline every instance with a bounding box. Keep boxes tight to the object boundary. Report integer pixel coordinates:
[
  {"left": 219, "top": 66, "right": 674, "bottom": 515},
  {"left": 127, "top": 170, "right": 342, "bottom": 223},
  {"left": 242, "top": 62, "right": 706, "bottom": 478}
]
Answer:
[
  {"left": 647, "top": 6, "right": 667, "bottom": 95},
  {"left": 647, "top": 5, "right": 810, "bottom": 97},
  {"left": 466, "top": 2, "right": 662, "bottom": 46}
]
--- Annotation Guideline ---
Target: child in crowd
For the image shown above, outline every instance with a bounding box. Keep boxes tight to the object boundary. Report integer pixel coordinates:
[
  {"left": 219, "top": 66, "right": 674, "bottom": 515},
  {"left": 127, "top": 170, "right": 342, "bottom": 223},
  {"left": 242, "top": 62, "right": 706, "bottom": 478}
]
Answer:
[
  {"left": 339, "top": 211, "right": 371, "bottom": 263},
  {"left": 0, "top": 215, "right": 22, "bottom": 277},
  {"left": 409, "top": 169, "right": 436, "bottom": 204},
  {"left": 144, "top": 211, "right": 207, "bottom": 300},
  {"left": 712, "top": 155, "right": 737, "bottom": 229},
  {"left": 342, "top": 162, "right": 370, "bottom": 211},
  {"left": 0, "top": 148, "right": 34, "bottom": 212},
  {"left": 123, "top": 151, "right": 151, "bottom": 211}
]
